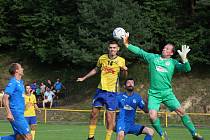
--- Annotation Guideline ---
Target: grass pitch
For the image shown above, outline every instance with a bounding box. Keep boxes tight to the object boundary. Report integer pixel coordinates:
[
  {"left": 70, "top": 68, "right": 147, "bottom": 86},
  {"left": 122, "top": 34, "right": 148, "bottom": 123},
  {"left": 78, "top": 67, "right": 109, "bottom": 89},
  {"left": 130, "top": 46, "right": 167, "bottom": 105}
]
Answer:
[{"left": 0, "top": 121, "right": 209, "bottom": 140}]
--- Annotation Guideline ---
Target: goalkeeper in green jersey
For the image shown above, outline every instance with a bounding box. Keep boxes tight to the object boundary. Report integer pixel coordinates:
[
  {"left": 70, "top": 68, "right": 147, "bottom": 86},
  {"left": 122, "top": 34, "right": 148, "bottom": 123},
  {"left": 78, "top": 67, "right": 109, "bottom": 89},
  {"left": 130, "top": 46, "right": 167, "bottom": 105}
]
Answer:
[{"left": 122, "top": 33, "right": 203, "bottom": 140}]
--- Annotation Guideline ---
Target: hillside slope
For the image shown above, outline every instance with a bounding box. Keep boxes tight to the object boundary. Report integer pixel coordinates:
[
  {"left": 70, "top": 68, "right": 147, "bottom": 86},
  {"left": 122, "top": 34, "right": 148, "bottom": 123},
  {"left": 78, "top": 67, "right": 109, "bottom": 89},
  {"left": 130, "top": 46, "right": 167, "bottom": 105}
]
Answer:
[{"left": 1, "top": 52, "right": 210, "bottom": 113}]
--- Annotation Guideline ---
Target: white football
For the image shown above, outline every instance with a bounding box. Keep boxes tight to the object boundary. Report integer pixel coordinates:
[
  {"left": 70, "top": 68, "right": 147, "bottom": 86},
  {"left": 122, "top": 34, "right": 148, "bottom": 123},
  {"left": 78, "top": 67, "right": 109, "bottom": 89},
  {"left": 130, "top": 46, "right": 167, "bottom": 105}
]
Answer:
[{"left": 113, "top": 27, "right": 126, "bottom": 40}]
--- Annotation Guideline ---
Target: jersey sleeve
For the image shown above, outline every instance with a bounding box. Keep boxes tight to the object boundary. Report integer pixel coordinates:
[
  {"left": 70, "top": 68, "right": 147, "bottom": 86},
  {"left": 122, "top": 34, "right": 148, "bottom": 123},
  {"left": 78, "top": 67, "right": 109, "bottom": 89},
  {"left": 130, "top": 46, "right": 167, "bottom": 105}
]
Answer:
[
  {"left": 128, "top": 44, "right": 157, "bottom": 63},
  {"left": 4, "top": 79, "right": 16, "bottom": 96},
  {"left": 174, "top": 60, "right": 191, "bottom": 72},
  {"left": 33, "top": 95, "right": 37, "bottom": 104},
  {"left": 116, "top": 94, "right": 122, "bottom": 109},
  {"left": 137, "top": 95, "right": 145, "bottom": 110},
  {"left": 118, "top": 58, "right": 126, "bottom": 68},
  {"left": 96, "top": 56, "right": 102, "bottom": 68}
]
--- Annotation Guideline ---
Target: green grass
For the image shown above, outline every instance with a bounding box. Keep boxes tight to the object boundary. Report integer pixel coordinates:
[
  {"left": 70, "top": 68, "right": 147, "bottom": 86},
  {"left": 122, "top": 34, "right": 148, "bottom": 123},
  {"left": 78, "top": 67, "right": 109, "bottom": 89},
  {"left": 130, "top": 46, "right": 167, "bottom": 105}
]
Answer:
[{"left": 0, "top": 121, "right": 209, "bottom": 140}]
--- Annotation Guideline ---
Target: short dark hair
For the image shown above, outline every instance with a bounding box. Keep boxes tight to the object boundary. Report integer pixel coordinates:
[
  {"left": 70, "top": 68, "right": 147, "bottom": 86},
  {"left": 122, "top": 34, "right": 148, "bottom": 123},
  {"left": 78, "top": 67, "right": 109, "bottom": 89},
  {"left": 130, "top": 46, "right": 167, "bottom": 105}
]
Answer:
[
  {"left": 108, "top": 40, "right": 120, "bottom": 47},
  {"left": 8, "top": 63, "right": 19, "bottom": 75},
  {"left": 124, "top": 78, "right": 135, "bottom": 85}
]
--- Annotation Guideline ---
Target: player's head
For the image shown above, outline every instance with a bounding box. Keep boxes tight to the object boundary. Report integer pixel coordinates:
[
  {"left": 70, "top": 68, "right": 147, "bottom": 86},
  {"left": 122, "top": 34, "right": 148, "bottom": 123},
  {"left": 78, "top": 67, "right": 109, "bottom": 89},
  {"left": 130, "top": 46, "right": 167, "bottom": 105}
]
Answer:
[
  {"left": 25, "top": 84, "right": 32, "bottom": 95},
  {"left": 124, "top": 78, "right": 135, "bottom": 92},
  {"left": 108, "top": 40, "right": 120, "bottom": 57},
  {"left": 162, "top": 43, "right": 175, "bottom": 58},
  {"left": 9, "top": 63, "right": 24, "bottom": 76}
]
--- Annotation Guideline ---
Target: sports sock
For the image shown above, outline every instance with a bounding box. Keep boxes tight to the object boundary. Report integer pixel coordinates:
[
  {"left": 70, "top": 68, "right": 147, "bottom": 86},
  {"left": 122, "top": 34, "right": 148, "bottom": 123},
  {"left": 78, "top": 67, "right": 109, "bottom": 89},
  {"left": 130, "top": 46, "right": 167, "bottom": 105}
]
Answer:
[
  {"left": 144, "top": 134, "right": 152, "bottom": 140},
  {"left": 1, "top": 135, "right": 16, "bottom": 140},
  {"left": 151, "top": 118, "right": 163, "bottom": 136},
  {"left": 31, "top": 130, "right": 36, "bottom": 140},
  {"left": 88, "top": 125, "right": 97, "bottom": 138},
  {"left": 105, "top": 130, "right": 113, "bottom": 140},
  {"left": 181, "top": 115, "right": 196, "bottom": 136}
]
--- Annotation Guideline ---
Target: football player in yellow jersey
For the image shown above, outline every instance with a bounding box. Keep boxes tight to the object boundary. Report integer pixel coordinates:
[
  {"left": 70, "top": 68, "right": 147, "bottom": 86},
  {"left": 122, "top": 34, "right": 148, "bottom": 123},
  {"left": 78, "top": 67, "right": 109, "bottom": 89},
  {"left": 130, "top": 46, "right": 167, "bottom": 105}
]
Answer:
[
  {"left": 77, "top": 40, "right": 127, "bottom": 140},
  {"left": 24, "top": 85, "right": 40, "bottom": 140}
]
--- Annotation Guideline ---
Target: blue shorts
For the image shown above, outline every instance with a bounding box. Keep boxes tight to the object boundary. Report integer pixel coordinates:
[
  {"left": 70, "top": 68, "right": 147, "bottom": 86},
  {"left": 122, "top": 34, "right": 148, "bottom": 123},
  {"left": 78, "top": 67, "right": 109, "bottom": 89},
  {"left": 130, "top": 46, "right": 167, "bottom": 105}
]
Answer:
[
  {"left": 92, "top": 89, "right": 118, "bottom": 111},
  {"left": 11, "top": 115, "right": 30, "bottom": 135},
  {"left": 116, "top": 121, "right": 145, "bottom": 136},
  {"left": 25, "top": 116, "right": 37, "bottom": 125}
]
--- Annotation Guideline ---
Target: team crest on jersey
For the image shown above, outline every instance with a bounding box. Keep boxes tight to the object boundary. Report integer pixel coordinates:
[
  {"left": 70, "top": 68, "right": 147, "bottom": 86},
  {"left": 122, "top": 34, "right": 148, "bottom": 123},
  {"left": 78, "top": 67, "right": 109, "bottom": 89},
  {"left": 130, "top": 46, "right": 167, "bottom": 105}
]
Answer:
[
  {"left": 165, "top": 61, "right": 170, "bottom": 66},
  {"left": 123, "top": 105, "right": 134, "bottom": 110},
  {"left": 156, "top": 66, "right": 168, "bottom": 72},
  {"left": 133, "top": 99, "right": 136, "bottom": 104}
]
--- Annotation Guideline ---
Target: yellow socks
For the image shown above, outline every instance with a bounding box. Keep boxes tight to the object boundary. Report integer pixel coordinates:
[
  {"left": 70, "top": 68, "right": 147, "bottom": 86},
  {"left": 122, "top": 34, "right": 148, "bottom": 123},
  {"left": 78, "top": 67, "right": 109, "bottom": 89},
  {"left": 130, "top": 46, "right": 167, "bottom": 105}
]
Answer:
[
  {"left": 31, "top": 130, "right": 35, "bottom": 140},
  {"left": 105, "top": 130, "right": 113, "bottom": 140},
  {"left": 88, "top": 125, "right": 97, "bottom": 138}
]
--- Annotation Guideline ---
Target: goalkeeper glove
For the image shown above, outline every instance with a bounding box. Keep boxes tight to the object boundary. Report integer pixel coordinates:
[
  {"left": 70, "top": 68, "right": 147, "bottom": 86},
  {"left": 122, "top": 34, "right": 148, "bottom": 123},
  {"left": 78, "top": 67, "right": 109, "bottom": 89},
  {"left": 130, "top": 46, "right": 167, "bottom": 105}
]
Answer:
[{"left": 177, "top": 45, "right": 191, "bottom": 63}]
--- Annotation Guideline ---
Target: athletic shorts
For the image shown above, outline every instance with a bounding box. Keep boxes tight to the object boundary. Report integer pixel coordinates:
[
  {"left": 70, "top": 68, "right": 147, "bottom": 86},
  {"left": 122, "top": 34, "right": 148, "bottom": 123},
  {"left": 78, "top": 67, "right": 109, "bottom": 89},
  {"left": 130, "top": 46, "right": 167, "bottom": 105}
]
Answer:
[
  {"left": 25, "top": 116, "right": 37, "bottom": 125},
  {"left": 11, "top": 114, "right": 30, "bottom": 135},
  {"left": 92, "top": 88, "right": 117, "bottom": 111},
  {"left": 148, "top": 89, "right": 181, "bottom": 111},
  {"left": 116, "top": 120, "right": 145, "bottom": 136}
]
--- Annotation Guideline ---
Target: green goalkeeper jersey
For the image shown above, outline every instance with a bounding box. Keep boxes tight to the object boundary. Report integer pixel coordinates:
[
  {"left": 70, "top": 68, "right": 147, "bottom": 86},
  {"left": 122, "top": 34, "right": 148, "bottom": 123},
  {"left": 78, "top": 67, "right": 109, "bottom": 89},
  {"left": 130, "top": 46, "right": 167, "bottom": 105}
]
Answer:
[{"left": 128, "top": 44, "right": 191, "bottom": 91}]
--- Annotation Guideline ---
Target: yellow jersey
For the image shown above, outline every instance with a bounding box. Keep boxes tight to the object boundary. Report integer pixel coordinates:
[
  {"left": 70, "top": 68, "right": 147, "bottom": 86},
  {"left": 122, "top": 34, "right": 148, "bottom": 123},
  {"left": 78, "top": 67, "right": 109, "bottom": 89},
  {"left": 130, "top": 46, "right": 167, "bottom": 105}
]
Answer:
[
  {"left": 24, "top": 94, "right": 37, "bottom": 117},
  {"left": 97, "top": 54, "right": 125, "bottom": 92}
]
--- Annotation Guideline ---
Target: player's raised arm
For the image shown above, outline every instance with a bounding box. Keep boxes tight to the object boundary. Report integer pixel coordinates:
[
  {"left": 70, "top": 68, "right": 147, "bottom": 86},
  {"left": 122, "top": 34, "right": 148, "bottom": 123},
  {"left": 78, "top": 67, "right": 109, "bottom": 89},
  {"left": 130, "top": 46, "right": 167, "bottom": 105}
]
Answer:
[
  {"left": 76, "top": 67, "right": 99, "bottom": 82},
  {"left": 176, "top": 45, "right": 191, "bottom": 72},
  {"left": 177, "top": 45, "right": 191, "bottom": 63},
  {"left": 123, "top": 33, "right": 157, "bottom": 63}
]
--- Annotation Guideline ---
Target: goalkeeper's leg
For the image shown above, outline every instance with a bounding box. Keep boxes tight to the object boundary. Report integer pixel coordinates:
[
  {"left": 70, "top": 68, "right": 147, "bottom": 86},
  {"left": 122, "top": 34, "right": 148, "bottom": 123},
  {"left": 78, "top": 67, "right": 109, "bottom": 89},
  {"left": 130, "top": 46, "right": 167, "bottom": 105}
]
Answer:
[
  {"left": 175, "top": 107, "right": 203, "bottom": 140},
  {"left": 149, "top": 110, "right": 165, "bottom": 138}
]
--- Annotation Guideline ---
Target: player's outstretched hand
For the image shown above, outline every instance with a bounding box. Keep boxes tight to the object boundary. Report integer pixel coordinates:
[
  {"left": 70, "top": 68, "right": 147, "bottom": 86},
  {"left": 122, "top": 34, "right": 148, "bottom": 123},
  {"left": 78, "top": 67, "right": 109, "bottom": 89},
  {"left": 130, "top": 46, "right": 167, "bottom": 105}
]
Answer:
[
  {"left": 177, "top": 45, "right": 191, "bottom": 63},
  {"left": 123, "top": 32, "right": 129, "bottom": 48},
  {"left": 76, "top": 77, "right": 85, "bottom": 82}
]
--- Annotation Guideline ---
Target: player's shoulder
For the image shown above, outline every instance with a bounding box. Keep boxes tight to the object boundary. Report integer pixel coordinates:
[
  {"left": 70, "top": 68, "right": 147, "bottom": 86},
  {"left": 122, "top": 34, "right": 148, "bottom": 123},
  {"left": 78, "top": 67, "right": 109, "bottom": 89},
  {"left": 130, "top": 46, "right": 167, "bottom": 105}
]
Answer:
[
  {"left": 99, "top": 54, "right": 108, "bottom": 59},
  {"left": 133, "top": 92, "right": 143, "bottom": 99},
  {"left": 116, "top": 56, "right": 125, "bottom": 61}
]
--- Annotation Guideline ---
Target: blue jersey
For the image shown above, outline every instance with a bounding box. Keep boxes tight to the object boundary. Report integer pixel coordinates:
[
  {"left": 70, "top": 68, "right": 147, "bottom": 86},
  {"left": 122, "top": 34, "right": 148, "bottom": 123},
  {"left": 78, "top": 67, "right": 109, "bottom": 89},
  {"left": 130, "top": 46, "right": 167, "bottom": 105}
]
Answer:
[
  {"left": 117, "top": 92, "right": 145, "bottom": 124},
  {"left": 4, "top": 77, "right": 25, "bottom": 115},
  {"left": 54, "top": 82, "right": 62, "bottom": 90}
]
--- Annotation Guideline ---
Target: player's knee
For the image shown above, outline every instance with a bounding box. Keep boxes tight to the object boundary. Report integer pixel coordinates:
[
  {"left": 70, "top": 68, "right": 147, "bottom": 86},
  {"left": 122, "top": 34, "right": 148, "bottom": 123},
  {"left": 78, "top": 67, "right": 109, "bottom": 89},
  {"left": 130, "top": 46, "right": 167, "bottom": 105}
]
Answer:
[
  {"left": 118, "top": 131, "right": 125, "bottom": 138},
  {"left": 175, "top": 107, "right": 185, "bottom": 116},
  {"left": 149, "top": 111, "right": 157, "bottom": 120},
  {"left": 143, "top": 127, "right": 154, "bottom": 136},
  {"left": 147, "top": 128, "right": 154, "bottom": 136},
  {"left": 91, "top": 111, "right": 98, "bottom": 120}
]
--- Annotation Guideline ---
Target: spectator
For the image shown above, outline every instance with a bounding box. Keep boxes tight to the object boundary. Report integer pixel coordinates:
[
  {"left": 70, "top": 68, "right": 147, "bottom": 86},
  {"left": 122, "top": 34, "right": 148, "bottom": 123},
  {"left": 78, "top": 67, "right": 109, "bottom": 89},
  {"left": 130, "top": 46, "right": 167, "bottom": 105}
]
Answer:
[
  {"left": 43, "top": 87, "right": 55, "bottom": 108},
  {"left": 30, "top": 81, "right": 37, "bottom": 94},
  {"left": 54, "top": 78, "right": 66, "bottom": 99},
  {"left": 40, "top": 82, "right": 46, "bottom": 96},
  {"left": 35, "top": 86, "right": 42, "bottom": 101},
  {"left": 46, "top": 79, "right": 53, "bottom": 91},
  {"left": 0, "top": 89, "right": 4, "bottom": 107}
]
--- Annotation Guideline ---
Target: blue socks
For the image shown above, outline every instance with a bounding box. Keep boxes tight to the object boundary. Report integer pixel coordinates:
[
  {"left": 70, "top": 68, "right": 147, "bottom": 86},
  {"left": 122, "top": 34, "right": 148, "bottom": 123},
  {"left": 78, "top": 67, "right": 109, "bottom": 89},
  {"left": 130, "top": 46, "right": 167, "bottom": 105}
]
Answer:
[
  {"left": 144, "top": 134, "right": 152, "bottom": 140},
  {"left": 1, "top": 135, "right": 16, "bottom": 140}
]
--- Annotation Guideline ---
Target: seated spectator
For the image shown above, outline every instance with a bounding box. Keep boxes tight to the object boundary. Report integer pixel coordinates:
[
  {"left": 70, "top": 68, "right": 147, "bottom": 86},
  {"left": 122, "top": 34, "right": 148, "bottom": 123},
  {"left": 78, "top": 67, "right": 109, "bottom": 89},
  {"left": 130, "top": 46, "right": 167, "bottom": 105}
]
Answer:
[
  {"left": 0, "top": 89, "right": 4, "bottom": 107},
  {"left": 54, "top": 78, "right": 66, "bottom": 99},
  {"left": 36, "top": 86, "right": 42, "bottom": 101},
  {"left": 43, "top": 87, "right": 55, "bottom": 108},
  {"left": 30, "top": 80, "right": 37, "bottom": 94},
  {"left": 46, "top": 79, "right": 54, "bottom": 91},
  {"left": 40, "top": 82, "right": 46, "bottom": 97}
]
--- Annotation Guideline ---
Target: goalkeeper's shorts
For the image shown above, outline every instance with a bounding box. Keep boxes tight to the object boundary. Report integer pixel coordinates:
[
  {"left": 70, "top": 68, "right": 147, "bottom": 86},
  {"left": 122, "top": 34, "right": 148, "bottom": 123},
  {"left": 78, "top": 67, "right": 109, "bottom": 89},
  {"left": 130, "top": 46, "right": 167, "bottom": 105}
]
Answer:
[{"left": 148, "top": 89, "right": 181, "bottom": 111}]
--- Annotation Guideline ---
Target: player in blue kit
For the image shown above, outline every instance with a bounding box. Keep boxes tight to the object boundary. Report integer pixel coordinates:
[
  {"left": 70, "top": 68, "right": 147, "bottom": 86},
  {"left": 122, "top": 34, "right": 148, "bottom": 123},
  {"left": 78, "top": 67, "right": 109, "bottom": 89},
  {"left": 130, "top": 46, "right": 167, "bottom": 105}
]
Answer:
[
  {"left": 1, "top": 63, "right": 32, "bottom": 140},
  {"left": 116, "top": 78, "right": 154, "bottom": 140}
]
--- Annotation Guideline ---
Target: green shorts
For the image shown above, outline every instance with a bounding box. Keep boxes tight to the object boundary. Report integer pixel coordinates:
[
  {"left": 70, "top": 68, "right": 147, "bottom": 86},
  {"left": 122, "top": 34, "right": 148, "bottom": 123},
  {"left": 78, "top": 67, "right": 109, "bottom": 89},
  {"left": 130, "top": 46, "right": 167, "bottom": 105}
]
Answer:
[{"left": 148, "top": 89, "right": 181, "bottom": 111}]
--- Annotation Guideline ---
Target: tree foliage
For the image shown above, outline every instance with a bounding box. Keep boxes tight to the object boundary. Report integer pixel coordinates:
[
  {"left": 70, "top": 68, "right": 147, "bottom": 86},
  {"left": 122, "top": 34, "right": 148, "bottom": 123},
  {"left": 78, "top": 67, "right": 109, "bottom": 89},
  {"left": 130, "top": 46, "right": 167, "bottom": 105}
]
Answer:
[{"left": 0, "top": 0, "right": 209, "bottom": 65}]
